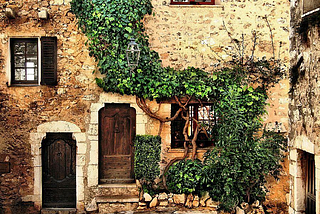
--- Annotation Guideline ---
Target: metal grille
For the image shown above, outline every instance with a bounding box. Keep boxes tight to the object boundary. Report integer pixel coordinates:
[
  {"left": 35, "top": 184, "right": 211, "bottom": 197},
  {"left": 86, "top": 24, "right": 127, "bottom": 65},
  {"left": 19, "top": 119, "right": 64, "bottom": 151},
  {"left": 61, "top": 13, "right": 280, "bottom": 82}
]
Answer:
[
  {"left": 171, "top": 104, "right": 217, "bottom": 148},
  {"left": 306, "top": 153, "right": 316, "bottom": 214}
]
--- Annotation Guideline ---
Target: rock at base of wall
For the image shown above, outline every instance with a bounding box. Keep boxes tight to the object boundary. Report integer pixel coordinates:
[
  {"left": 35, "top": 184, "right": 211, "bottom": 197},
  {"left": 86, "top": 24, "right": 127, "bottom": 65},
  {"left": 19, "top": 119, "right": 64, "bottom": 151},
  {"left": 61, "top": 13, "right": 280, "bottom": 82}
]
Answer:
[
  {"left": 143, "top": 193, "right": 152, "bottom": 202},
  {"left": 149, "top": 197, "right": 159, "bottom": 208},
  {"left": 192, "top": 195, "right": 200, "bottom": 208},
  {"left": 158, "top": 192, "right": 168, "bottom": 200},
  {"left": 86, "top": 198, "right": 98, "bottom": 212},
  {"left": 173, "top": 194, "right": 186, "bottom": 205},
  {"left": 185, "top": 194, "right": 194, "bottom": 208},
  {"left": 236, "top": 206, "right": 245, "bottom": 214}
]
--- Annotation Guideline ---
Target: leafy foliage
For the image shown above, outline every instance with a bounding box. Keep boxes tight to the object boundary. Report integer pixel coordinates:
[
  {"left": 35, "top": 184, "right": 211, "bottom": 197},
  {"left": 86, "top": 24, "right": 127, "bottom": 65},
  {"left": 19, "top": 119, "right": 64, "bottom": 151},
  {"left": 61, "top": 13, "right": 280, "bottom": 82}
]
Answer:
[
  {"left": 201, "top": 81, "right": 287, "bottom": 210},
  {"left": 71, "top": 0, "right": 231, "bottom": 100},
  {"left": 166, "top": 159, "right": 203, "bottom": 194},
  {"left": 134, "top": 135, "right": 161, "bottom": 182},
  {"left": 71, "top": 0, "right": 287, "bottom": 211}
]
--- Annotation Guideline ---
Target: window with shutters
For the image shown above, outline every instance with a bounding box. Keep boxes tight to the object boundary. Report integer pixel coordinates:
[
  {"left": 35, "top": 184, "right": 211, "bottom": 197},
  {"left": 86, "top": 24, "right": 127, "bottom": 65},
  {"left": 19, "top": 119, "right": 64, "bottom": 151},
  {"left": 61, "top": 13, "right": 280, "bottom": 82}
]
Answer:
[
  {"left": 170, "top": 0, "right": 215, "bottom": 5},
  {"left": 10, "top": 37, "right": 57, "bottom": 86},
  {"left": 171, "top": 104, "right": 218, "bottom": 148}
]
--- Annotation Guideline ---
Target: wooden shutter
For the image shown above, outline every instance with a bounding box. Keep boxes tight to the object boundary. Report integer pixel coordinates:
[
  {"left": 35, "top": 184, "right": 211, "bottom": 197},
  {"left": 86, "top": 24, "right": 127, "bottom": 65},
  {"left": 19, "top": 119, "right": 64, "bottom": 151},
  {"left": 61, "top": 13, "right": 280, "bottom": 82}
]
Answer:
[{"left": 41, "top": 37, "right": 57, "bottom": 85}]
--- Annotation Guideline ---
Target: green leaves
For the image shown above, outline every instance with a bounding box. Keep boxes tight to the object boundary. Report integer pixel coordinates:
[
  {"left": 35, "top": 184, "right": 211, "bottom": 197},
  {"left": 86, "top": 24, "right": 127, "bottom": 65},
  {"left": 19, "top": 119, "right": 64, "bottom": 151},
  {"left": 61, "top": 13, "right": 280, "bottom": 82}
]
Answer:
[
  {"left": 166, "top": 159, "right": 204, "bottom": 194},
  {"left": 124, "top": 26, "right": 133, "bottom": 33},
  {"left": 71, "top": 0, "right": 228, "bottom": 100},
  {"left": 134, "top": 135, "right": 161, "bottom": 182},
  {"left": 72, "top": 1, "right": 286, "bottom": 211}
]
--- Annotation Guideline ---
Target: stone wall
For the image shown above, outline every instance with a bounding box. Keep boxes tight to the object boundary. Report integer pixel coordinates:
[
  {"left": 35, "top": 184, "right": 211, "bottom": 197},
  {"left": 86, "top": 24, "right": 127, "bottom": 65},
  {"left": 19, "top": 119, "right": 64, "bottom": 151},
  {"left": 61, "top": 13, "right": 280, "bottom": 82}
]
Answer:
[
  {"left": 0, "top": 0, "right": 290, "bottom": 212},
  {"left": 145, "top": 0, "right": 290, "bottom": 212},
  {"left": 0, "top": 0, "right": 98, "bottom": 212},
  {"left": 289, "top": 0, "right": 320, "bottom": 213}
]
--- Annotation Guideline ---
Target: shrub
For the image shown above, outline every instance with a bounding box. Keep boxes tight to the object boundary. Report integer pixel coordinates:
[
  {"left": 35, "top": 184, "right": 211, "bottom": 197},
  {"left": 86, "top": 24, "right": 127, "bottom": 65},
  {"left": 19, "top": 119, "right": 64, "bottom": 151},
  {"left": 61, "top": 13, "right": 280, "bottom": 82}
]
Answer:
[
  {"left": 202, "top": 127, "right": 286, "bottom": 210},
  {"left": 134, "top": 135, "right": 161, "bottom": 183},
  {"left": 166, "top": 159, "right": 203, "bottom": 194}
]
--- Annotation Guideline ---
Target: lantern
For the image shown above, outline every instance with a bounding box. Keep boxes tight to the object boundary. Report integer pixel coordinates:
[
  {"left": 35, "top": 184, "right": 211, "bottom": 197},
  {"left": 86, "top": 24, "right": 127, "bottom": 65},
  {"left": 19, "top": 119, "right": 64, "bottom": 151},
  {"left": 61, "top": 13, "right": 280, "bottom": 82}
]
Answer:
[{"left": 126, "top": 38, "right": 140, "bottom": 73}]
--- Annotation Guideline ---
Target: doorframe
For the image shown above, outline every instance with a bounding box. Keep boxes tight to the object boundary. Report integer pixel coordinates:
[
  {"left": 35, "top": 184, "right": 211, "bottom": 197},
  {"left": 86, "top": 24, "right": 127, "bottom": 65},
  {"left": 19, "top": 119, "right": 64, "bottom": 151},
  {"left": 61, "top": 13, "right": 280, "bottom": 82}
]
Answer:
[
  {"left": 30, "top": 121, "right": 86, "bottom": 211},
  {"left": 289, "top": 135, "right": 320, "bottom": 214}
]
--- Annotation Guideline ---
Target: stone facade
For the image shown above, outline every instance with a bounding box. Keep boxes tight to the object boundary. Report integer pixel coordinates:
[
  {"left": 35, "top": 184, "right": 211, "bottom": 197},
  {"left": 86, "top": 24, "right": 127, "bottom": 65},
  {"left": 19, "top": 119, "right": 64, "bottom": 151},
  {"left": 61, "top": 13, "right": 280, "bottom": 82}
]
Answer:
[
  {"left": 289, "top": 0, "right": 320, "bottom": 214},
  {"left": 0, "top": 0, "right": 290, "bottom": 213}
]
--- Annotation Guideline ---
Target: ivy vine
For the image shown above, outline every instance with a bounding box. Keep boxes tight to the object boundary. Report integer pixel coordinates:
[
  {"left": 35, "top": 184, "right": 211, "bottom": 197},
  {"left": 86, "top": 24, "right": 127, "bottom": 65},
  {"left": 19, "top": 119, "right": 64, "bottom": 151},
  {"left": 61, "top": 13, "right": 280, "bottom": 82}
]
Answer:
[
  {"left": 71, "top": 0, "right": 219, "bottom": 100},
  {"left": 71, "top": 0, "right": 287, "bottom": 211}
]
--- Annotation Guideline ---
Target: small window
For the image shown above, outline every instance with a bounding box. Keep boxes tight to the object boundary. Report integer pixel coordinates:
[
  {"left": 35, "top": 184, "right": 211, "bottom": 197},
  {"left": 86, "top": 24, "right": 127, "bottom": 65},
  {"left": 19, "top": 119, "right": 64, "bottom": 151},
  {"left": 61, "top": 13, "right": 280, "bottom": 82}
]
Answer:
[
  {"left": 170, "top": 0, "right": 215, "bottom": 5},
  {"left": 303, "top": 0, "right": 320, "bottom": 16},
  {"left": 171, "top": 104, "right": 218, "bottom": 148},
  {"left": 10, "top": 37, "right": 57, "bottom": 86}
]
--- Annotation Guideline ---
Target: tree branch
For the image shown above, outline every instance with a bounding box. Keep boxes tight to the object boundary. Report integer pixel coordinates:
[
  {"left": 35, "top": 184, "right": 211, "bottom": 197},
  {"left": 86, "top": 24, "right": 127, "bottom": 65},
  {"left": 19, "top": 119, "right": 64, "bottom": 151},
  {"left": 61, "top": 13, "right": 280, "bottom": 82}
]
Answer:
[
  {"left": 264, "top": 15, "right": 275, "bottom": 60},
  {"left": 191, "top": 126, "right": 199, "bottom": 160},
  {"left": 181, "top": 111, "right": 190, "bottom": 159},
  {"left": 136, "top": 97, "right": 183, "bottom": 136}
]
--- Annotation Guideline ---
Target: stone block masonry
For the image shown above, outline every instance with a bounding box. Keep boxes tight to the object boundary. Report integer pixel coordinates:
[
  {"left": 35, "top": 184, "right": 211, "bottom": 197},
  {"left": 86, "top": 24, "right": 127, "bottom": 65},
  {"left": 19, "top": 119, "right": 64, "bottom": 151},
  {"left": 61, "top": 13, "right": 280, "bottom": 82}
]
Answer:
[{"left": 0, "top": 0, "right": 290, "bottom": 213}]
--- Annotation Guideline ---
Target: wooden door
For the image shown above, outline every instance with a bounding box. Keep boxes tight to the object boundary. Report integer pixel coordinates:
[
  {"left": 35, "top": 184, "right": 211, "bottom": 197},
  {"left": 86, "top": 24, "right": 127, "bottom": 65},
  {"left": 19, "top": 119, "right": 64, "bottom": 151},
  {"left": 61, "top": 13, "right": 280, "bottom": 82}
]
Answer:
[
  {"left": 99, "top": 104, "right": 136, "bottom": 183},
  {"left": 42, "top": 133, "right": 76, "bottom": 208}
]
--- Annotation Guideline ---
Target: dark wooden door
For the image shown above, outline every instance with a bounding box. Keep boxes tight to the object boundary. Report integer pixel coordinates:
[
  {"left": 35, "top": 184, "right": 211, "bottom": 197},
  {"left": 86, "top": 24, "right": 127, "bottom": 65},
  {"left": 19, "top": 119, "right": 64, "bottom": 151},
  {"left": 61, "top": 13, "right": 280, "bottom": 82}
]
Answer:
[
  {"left": 306, "top": 153, "right": 316, "bottom": 214},
  {"left": 42, "top": 133, "right": 76, "bottom": 208},
  {"left": 99, "top": 104, "right": 136, "bottom": 183}
]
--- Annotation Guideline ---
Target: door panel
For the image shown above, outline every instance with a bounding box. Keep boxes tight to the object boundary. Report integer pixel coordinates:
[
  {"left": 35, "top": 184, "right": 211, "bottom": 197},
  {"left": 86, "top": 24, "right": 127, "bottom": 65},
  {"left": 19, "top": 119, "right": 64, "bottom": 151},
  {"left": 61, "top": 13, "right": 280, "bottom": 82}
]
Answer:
[
  {"left": 99, "top": 104, "right": 136, "bottom": 183},
  {"left": 42, "top": 133, "right": 76, "bottom": 208}
]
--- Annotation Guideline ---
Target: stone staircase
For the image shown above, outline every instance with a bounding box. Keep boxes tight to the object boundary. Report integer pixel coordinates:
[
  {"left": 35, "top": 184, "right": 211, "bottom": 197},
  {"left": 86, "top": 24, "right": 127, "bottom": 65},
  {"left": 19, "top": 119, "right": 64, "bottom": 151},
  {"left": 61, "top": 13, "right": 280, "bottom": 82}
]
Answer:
[
  {"left": 41, "top": 208, "right": 77, "bottom": 214},
  {"left": 94, "top": 183, "right": 140, "bottom": 213}
]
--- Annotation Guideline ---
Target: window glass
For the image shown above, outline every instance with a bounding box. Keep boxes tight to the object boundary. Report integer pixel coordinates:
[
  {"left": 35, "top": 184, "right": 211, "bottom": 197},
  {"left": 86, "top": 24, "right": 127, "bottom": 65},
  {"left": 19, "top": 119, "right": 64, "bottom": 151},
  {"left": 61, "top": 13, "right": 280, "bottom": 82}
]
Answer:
[
  {"left": 171, "top": 104, "right": 218, "bottom": 148},
  {"left": 14, "top": 43, "right": 25, "bottom": 54},
  {"left": 11, "top": 38, "right": 38, "bottom": 84},
  {"left": 26, "top": 43, "right": 38, "bottom": 55},
  {"left": 14, "top": 55, "right": 25, "bottom": 67}
]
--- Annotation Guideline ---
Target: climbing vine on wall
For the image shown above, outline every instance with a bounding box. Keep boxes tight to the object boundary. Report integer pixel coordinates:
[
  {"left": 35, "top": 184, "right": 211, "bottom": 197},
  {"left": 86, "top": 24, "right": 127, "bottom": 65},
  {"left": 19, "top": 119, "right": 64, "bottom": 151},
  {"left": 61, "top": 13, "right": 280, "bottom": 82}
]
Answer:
[
  {"left": 70, "top": 0, "right": 217, "bottom": 100},
  {"left": 71, "top": 0, "right": 287, "bottom": 210}
]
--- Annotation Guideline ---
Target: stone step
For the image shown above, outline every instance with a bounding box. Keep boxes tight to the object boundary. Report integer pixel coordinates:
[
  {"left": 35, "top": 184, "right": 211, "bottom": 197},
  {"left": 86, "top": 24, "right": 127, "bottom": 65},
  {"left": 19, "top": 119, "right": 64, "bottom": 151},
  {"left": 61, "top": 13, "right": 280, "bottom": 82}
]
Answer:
[
  {"left": 95, "top": 195, "right": 140, "bottom": 203},
  {"left": 41, "top": 208, "right": 77, "bottom": 214},
  {"left": 96, "top": 183, "right": 139, "bottom": 197},
  {"left": 100, "top": 178, "right": 135, "bottom": 184}
]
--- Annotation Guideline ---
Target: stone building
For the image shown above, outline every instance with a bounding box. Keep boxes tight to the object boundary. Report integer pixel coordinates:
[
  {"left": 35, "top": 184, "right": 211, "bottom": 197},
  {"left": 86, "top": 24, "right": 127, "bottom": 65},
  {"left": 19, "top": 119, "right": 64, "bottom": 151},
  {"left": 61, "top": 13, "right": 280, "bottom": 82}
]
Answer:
[
  {"left": 0, "top": 0, "right": 290, "bottom": 213},
  {"left": 289, "top": 0, "right": 320, "bottom": 214}
]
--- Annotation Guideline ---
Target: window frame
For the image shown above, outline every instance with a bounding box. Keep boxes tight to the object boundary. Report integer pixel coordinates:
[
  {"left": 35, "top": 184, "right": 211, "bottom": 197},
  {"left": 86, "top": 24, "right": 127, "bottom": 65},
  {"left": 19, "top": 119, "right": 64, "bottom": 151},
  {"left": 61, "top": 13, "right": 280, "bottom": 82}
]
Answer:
[
  {"left": 170, "top": 0, "right": 215, "bottom": 6},
  {"left": 171, "top": 103, "right": 218, "bottom": 149},
  {"left": 302, "top": 0, "right": 320, "bottom": 18},
  {"left": 10, "top": 38, "right": 40, "bottom": 85}
]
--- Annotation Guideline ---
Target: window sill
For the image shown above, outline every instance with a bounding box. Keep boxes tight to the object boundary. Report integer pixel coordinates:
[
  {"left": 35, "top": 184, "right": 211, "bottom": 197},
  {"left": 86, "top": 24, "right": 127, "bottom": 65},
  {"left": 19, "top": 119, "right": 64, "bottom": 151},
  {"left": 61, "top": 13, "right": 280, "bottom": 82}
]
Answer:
[
  {"left": 168, "top": 147, "right": 214, "bottom": 153},
  {"left": 302, "top": 7, "right": 320, "bottom": 19},
  {"left": 9, "top": 84, "right": 40, "bottom": 87}
]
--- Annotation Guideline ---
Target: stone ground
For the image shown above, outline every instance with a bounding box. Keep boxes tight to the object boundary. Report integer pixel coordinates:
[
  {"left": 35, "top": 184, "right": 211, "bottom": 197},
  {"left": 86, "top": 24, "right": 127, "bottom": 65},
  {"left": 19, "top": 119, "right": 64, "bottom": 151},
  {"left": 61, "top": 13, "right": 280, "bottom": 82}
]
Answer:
[
  {"left": 109, "top": 208, "right": 219, "bottom": 214},
  {"left": 112, "top": 212, "right": 217, "bottom": 214}
]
